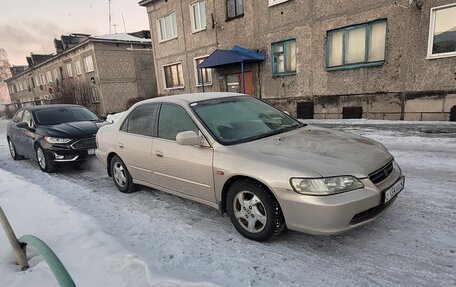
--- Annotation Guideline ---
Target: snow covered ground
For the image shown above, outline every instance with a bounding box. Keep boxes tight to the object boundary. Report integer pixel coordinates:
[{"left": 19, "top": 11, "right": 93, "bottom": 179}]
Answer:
[{"left": 0, "top": 119, "right": 455, "bottom": 287}]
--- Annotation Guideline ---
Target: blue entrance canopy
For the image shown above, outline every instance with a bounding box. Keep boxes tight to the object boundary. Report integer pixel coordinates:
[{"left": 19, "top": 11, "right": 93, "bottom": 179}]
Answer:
[{"left": 198, "top": 45, "right": 265, "bottom": 69}]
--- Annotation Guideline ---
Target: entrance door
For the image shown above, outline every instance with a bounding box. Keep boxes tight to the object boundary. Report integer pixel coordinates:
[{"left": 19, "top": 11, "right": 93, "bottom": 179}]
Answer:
[{"left": 226, "top": 72, "right": 253, "bottom": 95}]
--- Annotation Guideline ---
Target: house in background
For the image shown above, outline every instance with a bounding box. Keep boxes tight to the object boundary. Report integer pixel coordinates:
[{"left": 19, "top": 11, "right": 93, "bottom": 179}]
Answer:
[
  {"left": 5, "top": 31, "right": 157, "bottom": 116},
  {"left": 139, "top": 0, "right": 456, "bottom": 121}
]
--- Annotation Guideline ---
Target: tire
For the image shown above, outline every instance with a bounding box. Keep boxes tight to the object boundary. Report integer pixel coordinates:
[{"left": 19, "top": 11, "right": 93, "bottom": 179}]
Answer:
[
  {"left": 110, "top": 155, "right": 136, "bottom": 193},
  {"left": 7, "top": 138, "right": 24, "bottom": 160},
  {"left": 226, "top": 180, "right": 285, "bottom": 242},
  {"left": 35, "top": 145, "right": 54, "bottom": 173}
]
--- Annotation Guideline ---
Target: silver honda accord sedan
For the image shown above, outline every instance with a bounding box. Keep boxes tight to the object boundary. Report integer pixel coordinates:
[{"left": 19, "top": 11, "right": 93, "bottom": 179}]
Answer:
[{"left": 96, "top": 92, "right": 405, "bottom": 241}]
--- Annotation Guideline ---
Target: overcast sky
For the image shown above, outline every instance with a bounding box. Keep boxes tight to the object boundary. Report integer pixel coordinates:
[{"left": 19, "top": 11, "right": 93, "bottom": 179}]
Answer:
[{"left": 0, "top": 0, "right": 149, "bottom": 65}]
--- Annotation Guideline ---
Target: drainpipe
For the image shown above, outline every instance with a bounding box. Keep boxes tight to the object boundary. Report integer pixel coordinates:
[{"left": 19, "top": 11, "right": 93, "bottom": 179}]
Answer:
[
  {"left": 241, "top": 61, "right": 245, "bottom": 94},
  {"left": 200, "top": 68, "right": 205, "bottom": 92}
]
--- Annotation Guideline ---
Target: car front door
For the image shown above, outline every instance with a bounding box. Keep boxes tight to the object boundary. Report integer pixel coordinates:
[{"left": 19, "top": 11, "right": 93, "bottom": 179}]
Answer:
[
  {"left": 153, "top": 103, "right": 215, "bottom": 202},
  {"left": 18, "top": 110, "right": 38, "bottom": 159},
  {"left": 116, "top": 103, "right": 159, "bottom": 183}
]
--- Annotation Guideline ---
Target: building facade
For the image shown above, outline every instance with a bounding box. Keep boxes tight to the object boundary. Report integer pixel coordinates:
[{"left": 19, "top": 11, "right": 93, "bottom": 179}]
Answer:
[
  {"left": 139, "top": 0, "right": 456, "bottom": 121},
  {"left": 5, "top": 32, "right": 157, "bottom": 116}
]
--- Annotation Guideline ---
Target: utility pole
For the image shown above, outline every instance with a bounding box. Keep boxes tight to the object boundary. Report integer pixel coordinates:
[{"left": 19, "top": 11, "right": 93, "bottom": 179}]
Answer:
[{"left": 108, "top": 0, "right": 112, "bottom": 34}]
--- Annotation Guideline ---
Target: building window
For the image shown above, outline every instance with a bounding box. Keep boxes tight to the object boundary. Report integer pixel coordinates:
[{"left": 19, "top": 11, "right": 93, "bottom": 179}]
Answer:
[
  {"left": 75, "top": 60, "right": 82, "bottom": 75},
  {"left": 53, "top": 69, "right": 58, "bottom": 81},
  {"left": 157, "top": 13, "right": 178, "bottom": 43},
  {"left": 268, "top": 0, "right": 290, "bottom": 7},
  {"left": 91, "top": 88, "right": 100, "bottom": 103},
  {"left": 272, "top": 39, "right": 297, "bottom": 75},
  {"left": 35, "top": 76, "right": 39, "bottom": 87},
  {"left": 190, "top": 0, "right": 207, "bottom": 33},
  {"left": 46, "top": 71, "right": 53, "bottom": 83},
  {"left": 67, "top": 63, "right": 73, "bottom": 77},
  {"left": 163, "top": 62, "right": 184, "bottom": 89},
  {"left": 194, "top": 56, "right": 212, "bottom": 86},
  {"left": 327, "top": 20, "right": 387, "bottom": 70},
  {"left": 428, "top": 3, "right": 456, "bottom": 59},
  {"left": 23, "top": 80, "right": 27, "bottom": 90},
  {"left": 40, "top": 74, "right": 46, "bottom": 85},
  {"left": 83, "top": 56, "right": 94, "bottom": 73},
  {"left": 226, "top": 0, "right": 243, "bottom": 20},
  {"left": 17, "top": 81, "right": 23, "bottom": 91}
]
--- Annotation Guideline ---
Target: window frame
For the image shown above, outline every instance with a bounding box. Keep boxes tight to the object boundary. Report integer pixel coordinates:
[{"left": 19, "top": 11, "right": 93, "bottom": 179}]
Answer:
[
  {"left": 67, "top": 63, "right": 73, "bottom": 77},
  {"left": 268, "top": 0, "right": 290, "bottom": 7},
  {"left": 157, "top": 13, "right": 178, "bottom": 43},
  {"left": 427, "top": 3, "right": 456, "bottom": 59},
  {"left": 326, "top": 19, "right": 387, "bottom": 71},
  {"left": 271, "top": 38, "right": 297, "bottom": 76},
  {"left": 194, "top": 55, "right": 213, "bottom": 87},
  {"left": 190, "top": 0, "right": 207, "bottom": 33},
  {"left": 75, "top": 60, "right": 82, "bottom": 75},
  {"left": 46, "top": 71, "right": 53, "bottom": 83},
  {"left": 226, "top": 0, "right": 244, "bottom": 21},
  {"left": 83, "top": 56, "right": 94, "bottom": 73},
  {"left": 162, "top": 61, "right": 185, "bottom": 90}
]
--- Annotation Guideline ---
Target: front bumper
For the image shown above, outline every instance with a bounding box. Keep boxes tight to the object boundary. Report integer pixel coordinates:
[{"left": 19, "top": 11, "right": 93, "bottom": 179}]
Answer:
[
  {"left": 275, "top": 168, "right": 404, "bottom": 235},
  {"left": 40, "top": 138, "right": 97, "bottom": 163}
]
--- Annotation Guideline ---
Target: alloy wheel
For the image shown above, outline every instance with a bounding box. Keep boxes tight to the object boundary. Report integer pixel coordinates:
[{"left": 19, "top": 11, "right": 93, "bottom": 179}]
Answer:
[
  {"left": 8, "top": 139, "right": 15, "bottom": 158},
  {"left": 113, "top": 161, "right": 127, "bottom": 188},
  {"left": 233, "top": 191, "right": 268, "bottom": 233},
  {"left": 36, "top": 147, "right": 46, "bottom": 169}
]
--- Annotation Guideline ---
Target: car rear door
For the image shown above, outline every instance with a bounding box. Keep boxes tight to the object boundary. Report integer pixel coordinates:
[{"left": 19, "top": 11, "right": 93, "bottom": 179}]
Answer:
[
  {"left": 9, "top": 109, "right": 26, "bottom": 154},
  {"left": 16, "top": 110, "right": 37, "bottom": 159},
  {"left": 116, "top": 103, "right": 159, "bottom": 183},
  {"left": 153, "top": 103, "right": 215, "bottom": 202}
]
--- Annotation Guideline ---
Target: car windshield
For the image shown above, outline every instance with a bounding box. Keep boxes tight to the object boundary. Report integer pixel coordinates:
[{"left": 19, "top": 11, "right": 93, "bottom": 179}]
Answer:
[
  {"left": 34, "top": 106, "right": 99, "bottom": 125},
  {"left": 191, "top": 96, "right": 303, "bottom": 145}
]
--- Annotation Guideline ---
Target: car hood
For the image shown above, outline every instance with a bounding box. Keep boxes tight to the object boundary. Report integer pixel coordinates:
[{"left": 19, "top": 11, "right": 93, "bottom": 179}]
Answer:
[
  {"left": 235, "top": 125, "right": 393, "bottom": 178},
  {"left": 37, "top": 121, "right": 105, "bottom": 138}
]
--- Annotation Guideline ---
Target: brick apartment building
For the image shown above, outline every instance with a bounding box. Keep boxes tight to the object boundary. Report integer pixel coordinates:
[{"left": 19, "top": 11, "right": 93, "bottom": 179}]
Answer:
[
  {"left": 5, "top": 31, "right": 157, "bottom": 116},
  {"left": 139, "top": 0, "right": 456, "bottom": 121}
]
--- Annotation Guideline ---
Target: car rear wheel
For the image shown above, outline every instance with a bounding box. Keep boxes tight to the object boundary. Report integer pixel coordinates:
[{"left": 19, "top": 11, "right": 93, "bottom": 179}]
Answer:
[
  {"left": 226, "top": 180, "right": 285, "bottom": 241},
  {"left": 7, "top": 138, "right": 24, "bottom": 160},
  {"left": 110, "top": 155, "right": 136, "bottom": 193},
  {"left": 35, "top": 146, "right": 54, "bottom": 173}
]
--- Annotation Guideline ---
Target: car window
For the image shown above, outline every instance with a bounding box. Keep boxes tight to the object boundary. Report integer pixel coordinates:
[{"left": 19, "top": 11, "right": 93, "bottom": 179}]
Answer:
[
  {"left": 13, "top": 110, "right": 24, "bottom": 123},
  {"left": 22, "top": 111, "right": 33, "bottom": 127},
  {"left": 126, "top": 103, "right": 158, "bottom": 137},
  {"left": 191, "top": 96, "right": 300, "bottom": 145},
  {"left": 158, "top": 104, "right": 199, "bottom": 141},
  {"left": 35, "top": 106, "right": 99, "bottom": 125}
]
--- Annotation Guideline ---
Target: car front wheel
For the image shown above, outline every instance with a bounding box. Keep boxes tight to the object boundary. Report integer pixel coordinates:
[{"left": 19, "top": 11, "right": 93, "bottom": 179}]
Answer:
[
  {"left": 226, "top": 180, "right": 285, "bottom": 242},
  {"left": 110, "top": 155, "right": 136, "bottom": 193},
  {"left": 7, "top": 138, "right": 24, "bottom": 160},
  {"left": 35, "top": 145, "right": 54, "bottom": 173}
]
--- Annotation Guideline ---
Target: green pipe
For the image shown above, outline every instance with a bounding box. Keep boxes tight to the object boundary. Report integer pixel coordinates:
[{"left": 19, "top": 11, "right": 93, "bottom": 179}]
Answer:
[{"left": 18, "top": 235, "right": 76, "bottom": 287}]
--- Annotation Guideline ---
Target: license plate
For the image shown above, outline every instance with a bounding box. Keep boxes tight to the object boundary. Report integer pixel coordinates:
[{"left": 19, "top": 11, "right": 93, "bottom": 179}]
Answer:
[
  {"left": 87, "top": 149, "right": 96, "bottom": 155},
  {"left": 384, "top": 177, "right": 405, "bottom": 203}
]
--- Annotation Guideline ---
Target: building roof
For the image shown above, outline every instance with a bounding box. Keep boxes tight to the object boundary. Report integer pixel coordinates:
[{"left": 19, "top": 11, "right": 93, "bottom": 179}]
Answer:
[
  {"left": 5, "top": 32, "right": 152, "bottom": 82},
  {"left": 198, "top": 46, "right": 265, "bottom": 69},
  {"left": 91, "top": 33, "right": 151, "bottom": 43}
]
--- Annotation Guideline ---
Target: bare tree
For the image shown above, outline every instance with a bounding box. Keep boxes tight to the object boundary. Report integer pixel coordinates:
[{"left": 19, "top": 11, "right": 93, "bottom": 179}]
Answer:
[
  {"left": 55, "top": 78, "right": 92, "bottom": 107},
  {"left": 0, "top": 49, "right": 12, "bottom": 104}
]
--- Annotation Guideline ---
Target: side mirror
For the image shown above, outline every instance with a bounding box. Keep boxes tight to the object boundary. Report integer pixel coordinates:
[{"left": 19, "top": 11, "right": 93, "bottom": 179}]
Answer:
[
  {"left": 16, "top": 122, "right": 29, "bottom": 129},
  {"left": 176, "top": 131, "right": 201, "bottom": 146},
  {"left": 99, "top": 116, "right": 107, "bottom": 121}
]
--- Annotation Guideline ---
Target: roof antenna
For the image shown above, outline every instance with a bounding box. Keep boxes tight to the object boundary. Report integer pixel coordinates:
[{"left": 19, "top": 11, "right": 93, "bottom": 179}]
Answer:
[{"left": 122, "top": 13, "right": 127, "bottom": 33}]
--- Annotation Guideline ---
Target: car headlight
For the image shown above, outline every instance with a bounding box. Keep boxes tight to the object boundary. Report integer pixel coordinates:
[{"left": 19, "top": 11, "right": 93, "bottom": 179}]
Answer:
[
  {"left": 44, "top": 136, "right": 72, "bottom": 144},
  {"left": 290, "top": 176, "right": 364, "bottom": 195}
]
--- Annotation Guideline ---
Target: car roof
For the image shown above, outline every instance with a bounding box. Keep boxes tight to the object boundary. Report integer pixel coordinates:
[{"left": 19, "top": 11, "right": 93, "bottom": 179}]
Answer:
[{"left": 138, "top": 92, "right": 246, "bottom": 105}]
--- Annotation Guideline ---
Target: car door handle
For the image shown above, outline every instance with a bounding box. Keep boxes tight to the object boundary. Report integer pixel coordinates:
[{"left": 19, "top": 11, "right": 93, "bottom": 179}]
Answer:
[
  {"left": 118, "top": 143, "right": 124, "bottom": 148},
  {"left": 154, "top": 150, "right": 164, "bottom": 158}
]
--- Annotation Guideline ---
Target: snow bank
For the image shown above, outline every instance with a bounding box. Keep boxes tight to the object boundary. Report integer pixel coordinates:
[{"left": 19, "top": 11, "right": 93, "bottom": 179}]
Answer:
[{"left": 0, "top": 168, "right": 217, "bottom": 287}]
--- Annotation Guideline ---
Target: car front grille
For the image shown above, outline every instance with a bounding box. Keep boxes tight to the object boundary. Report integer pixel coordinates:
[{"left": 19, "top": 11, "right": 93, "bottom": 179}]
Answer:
[
  {"left": 71, "top": 137, "right": 96, "bottom": 150},
  {"left": 369, "top": 161, "right": 394, "bottom": 185}
]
